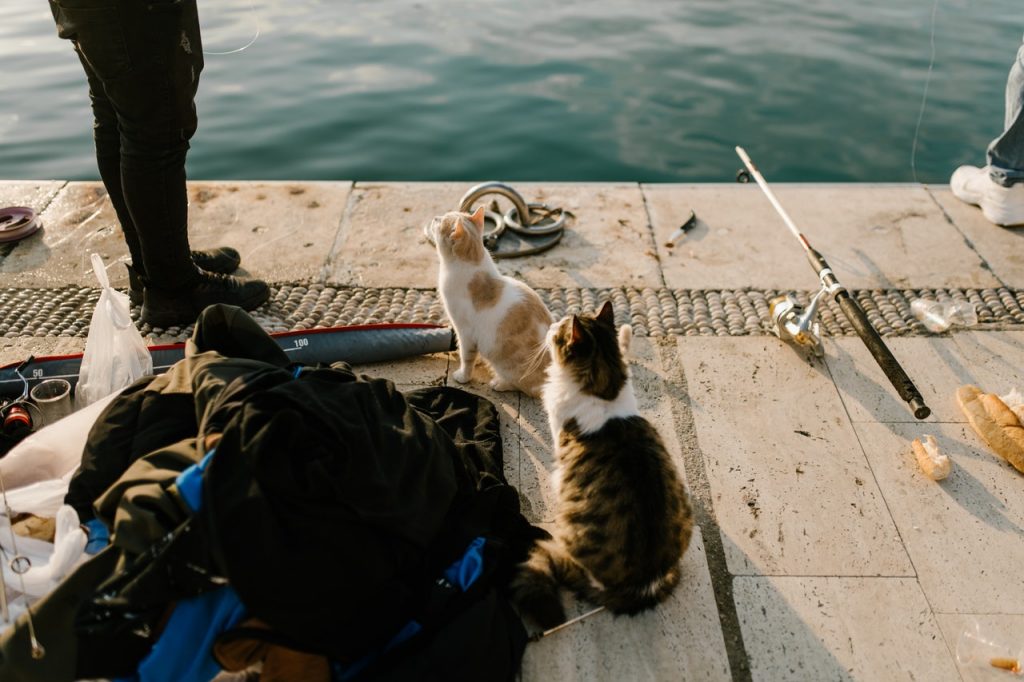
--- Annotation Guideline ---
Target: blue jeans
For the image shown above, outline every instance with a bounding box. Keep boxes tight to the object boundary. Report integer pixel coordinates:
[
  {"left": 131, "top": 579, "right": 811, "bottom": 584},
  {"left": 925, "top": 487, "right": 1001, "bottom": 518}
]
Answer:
[
  {"left": 988, "top": 35, "right": 1024, "bottom": 187},
  {"left": 49, "top": 0, "right": 203, "bottom": 289}
]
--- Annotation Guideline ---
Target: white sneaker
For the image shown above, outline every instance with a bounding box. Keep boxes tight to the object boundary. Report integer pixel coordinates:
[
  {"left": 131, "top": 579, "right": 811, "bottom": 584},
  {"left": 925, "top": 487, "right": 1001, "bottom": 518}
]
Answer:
[{"left": 949, "top": 165, "right": 1024, "bottom": 227}]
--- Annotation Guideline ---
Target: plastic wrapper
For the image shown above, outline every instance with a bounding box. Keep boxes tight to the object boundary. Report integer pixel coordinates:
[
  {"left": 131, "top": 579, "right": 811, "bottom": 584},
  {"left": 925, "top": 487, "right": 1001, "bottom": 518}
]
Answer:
[{"left": 75, "top": 253, "right": 152, "bottom": 407}]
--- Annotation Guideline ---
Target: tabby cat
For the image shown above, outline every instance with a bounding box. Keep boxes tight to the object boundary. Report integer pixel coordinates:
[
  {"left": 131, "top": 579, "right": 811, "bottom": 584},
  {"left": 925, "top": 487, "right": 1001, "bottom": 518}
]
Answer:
[
  {"left": 512, "top": 301, "right": 694, "bottom": 628},
  {"left": 425, "top": 207, "right": 552, "bottom": 396}
]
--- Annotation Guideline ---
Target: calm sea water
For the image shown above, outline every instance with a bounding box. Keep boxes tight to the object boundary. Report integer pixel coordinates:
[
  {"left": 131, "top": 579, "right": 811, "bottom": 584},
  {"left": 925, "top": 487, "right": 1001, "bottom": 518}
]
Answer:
[{"left": 1, "top": 0, "right": 1020, "bottom": 183}]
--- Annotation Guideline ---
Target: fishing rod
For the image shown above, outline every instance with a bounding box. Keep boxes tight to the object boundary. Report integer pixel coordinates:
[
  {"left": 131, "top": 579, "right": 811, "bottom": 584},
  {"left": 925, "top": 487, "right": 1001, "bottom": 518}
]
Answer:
[{"left": 735, "top": 146, "right": 931, "bottom": 420}]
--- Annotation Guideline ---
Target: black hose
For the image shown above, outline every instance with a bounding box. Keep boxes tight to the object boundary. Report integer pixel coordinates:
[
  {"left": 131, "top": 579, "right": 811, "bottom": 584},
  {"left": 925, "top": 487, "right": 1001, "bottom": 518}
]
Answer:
[{"left": 0, "top": 325, "right": 455, "bottom": 401}]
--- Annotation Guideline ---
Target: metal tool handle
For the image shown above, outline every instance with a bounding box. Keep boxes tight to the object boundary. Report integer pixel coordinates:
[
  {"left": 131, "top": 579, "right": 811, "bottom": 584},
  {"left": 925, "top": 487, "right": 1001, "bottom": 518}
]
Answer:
[{"left": 836, "top": 292, "right": 930, "bottom": 419}]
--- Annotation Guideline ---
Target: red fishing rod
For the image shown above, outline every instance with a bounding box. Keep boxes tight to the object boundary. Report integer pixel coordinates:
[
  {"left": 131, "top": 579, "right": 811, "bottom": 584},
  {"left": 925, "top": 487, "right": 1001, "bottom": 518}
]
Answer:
[{"left": 735, "top": 146, "right": 931, "bottom": 420}]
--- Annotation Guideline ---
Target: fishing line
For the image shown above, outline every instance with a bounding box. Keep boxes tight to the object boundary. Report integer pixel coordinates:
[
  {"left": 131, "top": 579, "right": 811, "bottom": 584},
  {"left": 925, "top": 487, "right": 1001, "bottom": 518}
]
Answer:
[
  {"left": 203, "top": 0, "right": 261, "bottom": 56},
  {"left": 910, "top": 0, "right": 940, "bottom": 184}
]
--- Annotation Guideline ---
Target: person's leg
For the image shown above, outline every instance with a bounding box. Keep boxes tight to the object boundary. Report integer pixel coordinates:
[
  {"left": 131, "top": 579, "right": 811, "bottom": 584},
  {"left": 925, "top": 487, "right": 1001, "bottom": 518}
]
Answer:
[
  {"left": 949, "top": 35, "right": 1024, "bottom": 226},
  {"left": 48, "top": 0, "right": 199, "bottom": 287},
  {"left": 49, "top": 0, "right": 267, "bottom": 323},
  {"left": 987, "top": 35, "right": 1024, "bottom": 186},
  {"left": 50, "top": 1, "right": 146, "bottom": 270},
  {"left": 78, "top": 58, "right": 147, "bottom": 276},
  {"left": 102, "top": 0, "right": 203, "bottom": 289}
]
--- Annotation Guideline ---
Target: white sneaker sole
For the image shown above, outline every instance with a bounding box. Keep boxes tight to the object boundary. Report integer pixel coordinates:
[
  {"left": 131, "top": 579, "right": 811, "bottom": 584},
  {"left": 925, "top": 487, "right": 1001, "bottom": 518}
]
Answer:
[{"left": 981, "top": 201, "right": 1024, "bottom": 227}]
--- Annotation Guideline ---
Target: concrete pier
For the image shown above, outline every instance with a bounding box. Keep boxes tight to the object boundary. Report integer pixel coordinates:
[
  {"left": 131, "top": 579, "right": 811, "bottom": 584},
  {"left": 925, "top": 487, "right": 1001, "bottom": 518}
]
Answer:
[{"left": 2, "top": 180, "right": 1023, "bottom": 681}]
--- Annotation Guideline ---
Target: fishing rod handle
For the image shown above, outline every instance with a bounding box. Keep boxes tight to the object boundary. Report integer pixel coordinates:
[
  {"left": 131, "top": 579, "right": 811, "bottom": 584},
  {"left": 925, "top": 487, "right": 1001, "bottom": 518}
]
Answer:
[{"left": 836, "top": 292, "right": 931, "bottom": 420}]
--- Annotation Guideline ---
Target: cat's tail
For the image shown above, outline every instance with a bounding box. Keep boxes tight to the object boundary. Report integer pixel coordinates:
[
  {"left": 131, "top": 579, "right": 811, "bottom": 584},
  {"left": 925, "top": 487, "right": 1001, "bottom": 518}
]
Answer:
[
  {"left": 598, "top": 564, "right": 683, "bottom": 616},
  {"left": 618, "top": 324, "right": 632, "bottom": 359},
  {"left": 510, "top": 538, "right": 592, "bottom": 630}
]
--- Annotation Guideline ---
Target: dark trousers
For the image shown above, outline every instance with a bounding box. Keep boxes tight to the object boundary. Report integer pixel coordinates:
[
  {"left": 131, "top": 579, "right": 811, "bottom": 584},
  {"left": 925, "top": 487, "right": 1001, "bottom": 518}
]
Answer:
[{"left": 49, "top": 0, "right": 204, "bottom": 289}]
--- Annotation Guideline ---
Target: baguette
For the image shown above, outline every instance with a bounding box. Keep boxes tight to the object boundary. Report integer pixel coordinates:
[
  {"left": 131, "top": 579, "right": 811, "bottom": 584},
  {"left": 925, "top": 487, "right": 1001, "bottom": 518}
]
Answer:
[{"left": 956, "top": 385, "right": 1024, "bottom": 474}]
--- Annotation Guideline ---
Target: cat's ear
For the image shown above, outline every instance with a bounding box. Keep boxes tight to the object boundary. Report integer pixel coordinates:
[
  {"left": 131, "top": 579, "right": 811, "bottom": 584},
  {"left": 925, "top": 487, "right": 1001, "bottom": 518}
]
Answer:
[
  {"left": 570, "top": 315, "right": 584, "bottom": 346},
  {"left": 469, "top": 206, "right": 486, "bottom": 230},
  {"left": 597, "top": 301, "right": 614, "bottom": 326},
  {"left": 452, "top": 219, "right": 465, "bottom": 240}
]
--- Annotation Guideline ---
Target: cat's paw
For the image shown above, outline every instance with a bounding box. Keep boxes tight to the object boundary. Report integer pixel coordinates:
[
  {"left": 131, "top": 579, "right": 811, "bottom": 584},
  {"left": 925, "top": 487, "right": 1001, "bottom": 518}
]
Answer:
[
  {"left": 489, "top": 378, "right": 515, "bottom": 392},
  {"left": 453, "top": 368, "right": 472, "bottom": 384}
]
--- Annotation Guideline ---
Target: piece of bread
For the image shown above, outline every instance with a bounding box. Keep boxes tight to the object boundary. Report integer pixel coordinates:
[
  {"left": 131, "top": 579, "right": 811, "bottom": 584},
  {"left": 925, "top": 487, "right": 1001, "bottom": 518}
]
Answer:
[
  {"left": 911, "top": 435, "right": 951, "bottom": 481},
  {"left": 956, "top": 385, "right": 1024, "bottom": 474}
]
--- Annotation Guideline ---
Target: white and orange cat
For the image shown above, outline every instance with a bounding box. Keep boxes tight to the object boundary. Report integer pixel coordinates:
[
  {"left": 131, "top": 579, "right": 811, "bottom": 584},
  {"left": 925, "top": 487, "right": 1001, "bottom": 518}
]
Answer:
[{"left": 425, "top": 207, "right": 552, "bottom": 396}]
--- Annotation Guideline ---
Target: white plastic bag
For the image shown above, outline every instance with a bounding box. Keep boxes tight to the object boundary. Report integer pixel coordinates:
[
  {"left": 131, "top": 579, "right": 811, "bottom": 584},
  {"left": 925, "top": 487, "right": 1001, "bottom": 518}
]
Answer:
[
  {"left": 1, "top": 390, "right": 119, "bottom": 490},
  {"left": 0, "top": 506, "right": 87, "bottom": 600},
  {"left": 75, "top": 253, "right": 153, "bottom": 406}
]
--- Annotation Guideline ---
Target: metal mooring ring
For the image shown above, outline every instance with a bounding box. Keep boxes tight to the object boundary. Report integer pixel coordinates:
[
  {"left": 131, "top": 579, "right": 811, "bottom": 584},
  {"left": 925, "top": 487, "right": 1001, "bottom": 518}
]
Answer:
[
  {"left": 481, "top": 210, "right": 505, "bottom": 250},
  {"left": 503, "top": 203, "right": 568, "bottom": 236},
  {"left": 458, "top": 182, "right": 532, "bottom": 228}
]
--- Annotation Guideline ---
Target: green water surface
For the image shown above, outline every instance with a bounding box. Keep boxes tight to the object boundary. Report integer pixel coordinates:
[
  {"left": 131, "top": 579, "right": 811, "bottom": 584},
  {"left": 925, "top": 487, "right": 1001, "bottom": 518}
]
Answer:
[{"left": 1, "top": 0, "right": 1020, "bottom": 183}]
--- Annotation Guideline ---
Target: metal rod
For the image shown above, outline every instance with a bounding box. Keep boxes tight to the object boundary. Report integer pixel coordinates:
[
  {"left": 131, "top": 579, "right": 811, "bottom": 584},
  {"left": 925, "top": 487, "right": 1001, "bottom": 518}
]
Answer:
[
  {"left": 735, "top": 147, "right": 807, "bottom": 247},
  {"left": 735, "top": 147, "right": 931, "bottom": 420},
  {"left": 0, "top": 468, "right": 45, "bottom": 658},
  {"left": 529, "top": 606, "right": 606, "bottom": 642}
]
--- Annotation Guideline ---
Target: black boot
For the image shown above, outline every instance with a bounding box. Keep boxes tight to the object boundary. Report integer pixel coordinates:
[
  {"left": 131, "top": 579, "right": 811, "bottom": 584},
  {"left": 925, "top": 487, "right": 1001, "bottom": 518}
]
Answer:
[
  {"left": 140, "top": 269, "right": 271, "bottom": 328},
  {"left": 127, "top": 247, "right": 242, "bottom": 306},
  {"left": 191, "top": 247, "right": 241, "bottom": 274}
]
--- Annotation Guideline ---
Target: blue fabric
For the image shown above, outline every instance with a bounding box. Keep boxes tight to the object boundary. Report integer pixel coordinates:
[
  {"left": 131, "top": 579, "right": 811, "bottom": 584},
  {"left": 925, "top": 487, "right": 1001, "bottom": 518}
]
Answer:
[
  {"left": 175, "top": 449, "right": 216, "bottom": 513},
  {"left": 83, "top": 518, "right": 109, "bottom": 555},
  {"left": 443, "top": 536, "right": 485, "bottom": 591},
  {"left": 117, "top": 587, "right": 246, "bottom": 682}
]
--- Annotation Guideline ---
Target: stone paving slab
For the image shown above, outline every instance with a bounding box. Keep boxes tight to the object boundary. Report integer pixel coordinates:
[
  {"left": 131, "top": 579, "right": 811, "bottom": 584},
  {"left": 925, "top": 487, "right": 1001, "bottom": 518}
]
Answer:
[
  {"left": 853, "top": 421, "right": 1024, "bottom": 614},
  {"left": 352, "top": 352, "right": 449, "bottom": 387},
  {"left": 517, "top": 392, "right": 554, "bottom": 525},
  {"left": 185, "top": 181, "right": 352, "bottom": 282},
  {"left": 0, "top": 181, "right": 351, "bottom": 288},
  {"left": 928, "top": 186, "right": 1024, "bottom": 288},
  {"left": 326, "top": 182, "right": 662, "bottom": 290},
  {"left": 521, "top": 528, "right": 732, "bottom": 682},
  {"left": 0, "top": 337, "right": 85, "bottom": 368},
  {"left": 936, "top": 614, "right": 1024, "bottom": 679},
  {"left": 825, "top": 332, "right": 1024, "bottom": 423},
  {"left": 497, "top": 183, "right": 661, "bottom": 289},
  {"left": 824, "top": 337, "right": 961, "bottom": 424},
  {"left": 678, "top": 336, "right": 914, "bottom": 577},
  {"left": 734, "top": 576, "right": 959, "bottom": 681},
  {"left": 0, "top": 181, "right": 64, "bottom": 214},
  {"left": 643, "top": 184, "right": 998, "bottom": 290},
  {"left": 2, "top": 183, "right": 125, "bottom": 288},
  {"left": 6, "top": 180, "right": 1024, "bottom": 678},
  {"left": 326, "top": 182, "right": 471, "bottom": 288}
]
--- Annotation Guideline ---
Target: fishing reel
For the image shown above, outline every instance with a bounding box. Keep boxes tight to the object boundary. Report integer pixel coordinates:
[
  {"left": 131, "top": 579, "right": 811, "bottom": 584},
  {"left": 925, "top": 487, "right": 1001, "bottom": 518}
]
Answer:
[
  {"left": 1, "top": 403, "right": 32, "bottom": 441},
  {"left": 0, "top": 359, "right": 34, "bottom": 450},
  {"left": 768, "top": 284, "right": 827, "bottom": 357}
]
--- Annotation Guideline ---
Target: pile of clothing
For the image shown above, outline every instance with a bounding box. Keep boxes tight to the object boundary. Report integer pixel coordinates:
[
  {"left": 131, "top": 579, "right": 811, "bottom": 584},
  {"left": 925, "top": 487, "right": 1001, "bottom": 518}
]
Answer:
[{"left": 0, "top": 305, "right": 544, "bottom": 681}]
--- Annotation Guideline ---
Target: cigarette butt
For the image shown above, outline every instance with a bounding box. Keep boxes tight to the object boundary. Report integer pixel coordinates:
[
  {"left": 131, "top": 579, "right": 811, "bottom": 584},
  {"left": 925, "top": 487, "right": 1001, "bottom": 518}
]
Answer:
[
  {"left": 665, "top": 210, "right": 697, "bottom": 248},
  {"left": 990, "top": 657, "right": 1021, "bottom": 673},
  {"left": 911, "top": 435, "right": 951, "bottom": 481}
]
